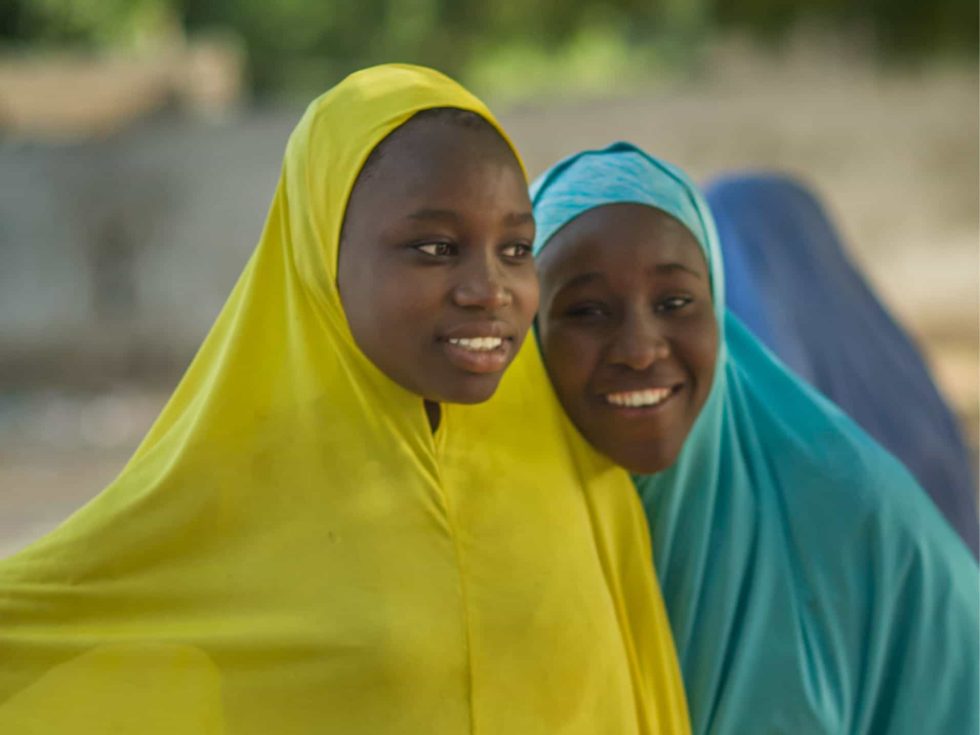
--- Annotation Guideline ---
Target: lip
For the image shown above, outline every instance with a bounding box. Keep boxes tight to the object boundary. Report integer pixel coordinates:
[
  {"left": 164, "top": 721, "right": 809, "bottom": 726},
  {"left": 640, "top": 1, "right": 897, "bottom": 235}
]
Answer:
[
  {"left": 440, "top": 321, "right": 513, "bottom": 341},
  {"left": 438, "top": 321, "right": 515, "bottom": 375},
  {"left": 596, "top": 382, "right": 684, "bottom": 416}
]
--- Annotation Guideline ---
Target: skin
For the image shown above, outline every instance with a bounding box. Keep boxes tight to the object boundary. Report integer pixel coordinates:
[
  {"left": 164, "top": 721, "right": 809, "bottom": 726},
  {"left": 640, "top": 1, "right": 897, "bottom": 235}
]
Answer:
[
  {"left": 536, "top": 203, "right": 719, "bottom": 474},
  {"left": 338, "top": 113, "right": 537, "bottom": 426}
]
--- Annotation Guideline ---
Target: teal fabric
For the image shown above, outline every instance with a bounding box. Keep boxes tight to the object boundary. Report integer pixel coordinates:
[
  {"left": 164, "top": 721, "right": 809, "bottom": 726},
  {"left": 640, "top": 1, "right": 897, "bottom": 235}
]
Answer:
[{"left": 530, "top": 142, "right": 980, "bottom": 735}]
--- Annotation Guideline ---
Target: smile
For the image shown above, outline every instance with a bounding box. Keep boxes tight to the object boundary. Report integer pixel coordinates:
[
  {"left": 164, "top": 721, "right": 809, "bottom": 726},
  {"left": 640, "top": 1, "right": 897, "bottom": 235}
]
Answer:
[
  {"left": 447, "top": 336, "right": 503, "bottom": 352},
  {"left": 440, "top": 335, "right": 513, "bottom": 374},
  {"left": 604, "top": 386, "right": 679, "bottom": 409}
]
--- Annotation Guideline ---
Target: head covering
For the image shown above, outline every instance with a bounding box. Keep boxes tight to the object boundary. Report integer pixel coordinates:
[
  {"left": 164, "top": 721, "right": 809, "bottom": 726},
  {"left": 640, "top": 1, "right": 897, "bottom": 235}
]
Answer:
[
  {"left": 531, "top": 142, "right": 979, "bottom": 735},
  {"left": 705, "top": 172, "right": 978, "bottom": 556},
  {"left": 0, "top": 72, "right": 690, "bottom": 734}
]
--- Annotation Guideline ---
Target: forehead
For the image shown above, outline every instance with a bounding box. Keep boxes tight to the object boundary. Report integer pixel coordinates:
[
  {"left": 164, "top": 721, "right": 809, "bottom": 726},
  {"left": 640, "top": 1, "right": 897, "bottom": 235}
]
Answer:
[
  {"left": 538, "top": 203, "right": 707, "bottom": 282},
  {"left": 362, "top": 116, "right": 517, "bottom": 192},
  {"left": 341, "top": 116, "right": 529, "bottom": 240}
]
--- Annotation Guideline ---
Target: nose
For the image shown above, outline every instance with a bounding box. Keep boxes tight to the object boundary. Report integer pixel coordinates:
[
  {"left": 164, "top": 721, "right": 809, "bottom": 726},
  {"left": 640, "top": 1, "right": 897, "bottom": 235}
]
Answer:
[
  {"left": 608, "top": 314, "right": 670, "bottom": 371},
  {"left": 452, "top": 254, "right": 513, "bottom": 310}
]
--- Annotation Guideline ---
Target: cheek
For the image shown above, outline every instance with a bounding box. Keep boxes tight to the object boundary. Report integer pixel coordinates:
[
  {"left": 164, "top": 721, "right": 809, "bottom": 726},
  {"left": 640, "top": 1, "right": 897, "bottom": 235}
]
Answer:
[
  {"left": 688, "top": 316, "right": 720, "bottom": 389},
  {"left": 542, "top": 327, "right": 600, "bottom": 395},
  {"left": 337, "top": 244, "right": 377, "bottom": 333},
  {"left": 348, "top": 268, "right": 434, "bottom": 351},
  {"left": 513, "top": 271, "right": 540, "bottom": 325},
  {"left": 375, "top": 277, "right": 438, "bottom": 337}
]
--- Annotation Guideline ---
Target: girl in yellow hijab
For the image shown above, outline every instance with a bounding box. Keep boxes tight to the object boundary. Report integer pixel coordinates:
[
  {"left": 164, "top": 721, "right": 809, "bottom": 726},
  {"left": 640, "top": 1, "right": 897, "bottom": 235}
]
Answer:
[{"left": 0, "top": 65, "right": 689, "bottom": 734}]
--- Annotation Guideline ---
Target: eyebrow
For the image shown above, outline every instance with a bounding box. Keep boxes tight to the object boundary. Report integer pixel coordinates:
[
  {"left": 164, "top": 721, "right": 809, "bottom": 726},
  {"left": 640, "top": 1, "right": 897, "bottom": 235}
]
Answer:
[
  {"left": 504, "top": 211, "right": 535, "bottom": 226},
  {"left": 406, "top": 208, "right": 534, "bottom": 226},
  {"left": 407, "top": 208, "right": 459, "bottom": 222},
  {"left": 557, "top": 271, "right": 604, "bottom": 292},
  {"left": 652, "top": 262, "right": 702, "bottom": 279},
  {"left": 557, "top": 263, "right": 701, "bottom": 292}
]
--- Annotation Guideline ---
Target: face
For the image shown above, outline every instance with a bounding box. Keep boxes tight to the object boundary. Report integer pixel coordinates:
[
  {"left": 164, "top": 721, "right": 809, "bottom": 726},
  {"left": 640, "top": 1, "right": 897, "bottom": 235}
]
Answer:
[
  {"left": 337, "top": 114, "right": 538, "bottom": 405},
  {"left": 537, "top": 203, "right": 718, "bottom": 474}
]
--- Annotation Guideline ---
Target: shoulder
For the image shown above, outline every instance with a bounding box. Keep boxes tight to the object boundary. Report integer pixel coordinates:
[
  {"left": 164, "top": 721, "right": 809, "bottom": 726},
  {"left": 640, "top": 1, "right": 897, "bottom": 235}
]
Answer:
[{"left": 725, "top": 318, "right": 973, "bottom": 573}]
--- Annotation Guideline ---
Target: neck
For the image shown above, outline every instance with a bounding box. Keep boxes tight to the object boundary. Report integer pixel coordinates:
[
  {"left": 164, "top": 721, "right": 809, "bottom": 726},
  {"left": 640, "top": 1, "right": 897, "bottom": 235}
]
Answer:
[{"left": 424, "top": 400, "right": 441, "bottom": 432}]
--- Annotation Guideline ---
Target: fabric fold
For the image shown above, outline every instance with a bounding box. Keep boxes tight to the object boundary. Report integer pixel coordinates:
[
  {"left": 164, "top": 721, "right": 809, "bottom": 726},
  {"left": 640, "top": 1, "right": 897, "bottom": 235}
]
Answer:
[
  {"left": 531, "top": 142, "right": 979, "bottom": 735},
  {"left": 1, "top": 71, "right": 689, "bottom": 735}
]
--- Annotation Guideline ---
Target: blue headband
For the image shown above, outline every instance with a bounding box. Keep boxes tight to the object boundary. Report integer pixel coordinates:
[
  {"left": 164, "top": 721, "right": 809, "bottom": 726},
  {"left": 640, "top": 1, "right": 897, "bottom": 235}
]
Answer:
[{"left": 529, "top": 141, "right": 725, "bottom": 312}]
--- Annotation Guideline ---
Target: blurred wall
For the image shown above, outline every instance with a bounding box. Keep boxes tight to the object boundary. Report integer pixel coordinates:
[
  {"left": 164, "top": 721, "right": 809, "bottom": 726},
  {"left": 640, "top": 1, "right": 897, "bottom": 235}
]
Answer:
[
  {"left": 0, "top": 112, "right": 289, "bottom": 386},
  {"left": 0, "top": 43, "right": 976, "bottom": 555},
  {"left": 2, "top": 47, "right": 976, "bottom": 398}
]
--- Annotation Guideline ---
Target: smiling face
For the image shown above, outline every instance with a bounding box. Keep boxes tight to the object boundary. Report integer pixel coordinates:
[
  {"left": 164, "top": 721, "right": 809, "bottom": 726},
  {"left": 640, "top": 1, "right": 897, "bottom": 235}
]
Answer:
[
  {"left": 537, "top": 202, "right": 718, "bottom": 473},
  {"left": 337, "top": 110, "right": 538, "bottom": 405}
]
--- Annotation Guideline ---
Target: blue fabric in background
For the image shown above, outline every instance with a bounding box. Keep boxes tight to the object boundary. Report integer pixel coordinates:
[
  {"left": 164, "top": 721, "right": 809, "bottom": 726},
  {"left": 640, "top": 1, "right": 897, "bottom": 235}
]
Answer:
[
  {"left": 705, "top": 173, "right": 978, "bottom": 557},
  {"left": 531, "top": 143, "right": 979, "bottom": 735}
]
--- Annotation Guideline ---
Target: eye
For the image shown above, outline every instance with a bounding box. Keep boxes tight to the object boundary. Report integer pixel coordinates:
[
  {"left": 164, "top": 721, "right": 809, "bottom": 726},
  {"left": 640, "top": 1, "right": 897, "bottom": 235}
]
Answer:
[
  {"left": 564, "top": 301, "right": 609, "bottom": 320},
  {"left": 500, "top": 242, "right": 533, "bottom": 260},
  {"left": 414, "top": 241, "right": 456, "bottom": 257},
  {"left": 655, "top": 295, "right": 693, "bottom": 313}
]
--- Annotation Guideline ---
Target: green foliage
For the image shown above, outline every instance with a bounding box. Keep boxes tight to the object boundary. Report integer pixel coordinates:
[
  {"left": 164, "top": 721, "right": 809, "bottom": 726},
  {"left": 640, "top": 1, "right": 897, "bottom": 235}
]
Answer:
[
  {"left": 2, "top": 0, "right": 975, "bottom": 96},
  {"left": 711, "top": 0, "right": 979, "bottom": 57},
  {"left": 466, "top": 16, "right": 672, "bottom": 102},
  {"left": 10, "top": 0, "right": 178, "bottom": 48}
]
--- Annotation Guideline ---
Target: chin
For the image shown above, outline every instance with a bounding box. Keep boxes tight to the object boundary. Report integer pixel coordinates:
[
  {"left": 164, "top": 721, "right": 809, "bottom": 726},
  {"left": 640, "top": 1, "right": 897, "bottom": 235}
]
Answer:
[
  {"left": 431, "top": 374, "right": 505, "bottom": 405},
  {"left": 601, "top": 442, "right": 680, "bottom": 476}
]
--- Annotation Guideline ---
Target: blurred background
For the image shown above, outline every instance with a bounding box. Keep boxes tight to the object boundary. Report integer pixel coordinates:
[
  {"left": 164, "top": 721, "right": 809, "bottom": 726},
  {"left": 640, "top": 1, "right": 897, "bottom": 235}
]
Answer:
[{"left": 1, "top": 0, "right": 977, "bottom": 555}]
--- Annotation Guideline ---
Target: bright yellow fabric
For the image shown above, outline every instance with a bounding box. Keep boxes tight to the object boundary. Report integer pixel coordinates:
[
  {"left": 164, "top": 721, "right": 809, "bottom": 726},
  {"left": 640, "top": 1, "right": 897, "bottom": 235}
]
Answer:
[{"left": 0, "top": 64, "right": 690, "bottom": 734}]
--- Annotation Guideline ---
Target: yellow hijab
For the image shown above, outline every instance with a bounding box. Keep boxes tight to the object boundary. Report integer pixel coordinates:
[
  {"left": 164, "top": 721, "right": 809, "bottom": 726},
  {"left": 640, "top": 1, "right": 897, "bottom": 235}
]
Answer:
[{"left": 0, "top": 64, "right": 689, "bottom": 735}]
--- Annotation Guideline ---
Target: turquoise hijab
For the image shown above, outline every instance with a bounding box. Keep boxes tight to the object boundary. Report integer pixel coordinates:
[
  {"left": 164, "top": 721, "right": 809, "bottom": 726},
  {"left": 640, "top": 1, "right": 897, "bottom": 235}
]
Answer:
[{"left": 531, "top": 142, "right": 979, "bottom": 735}]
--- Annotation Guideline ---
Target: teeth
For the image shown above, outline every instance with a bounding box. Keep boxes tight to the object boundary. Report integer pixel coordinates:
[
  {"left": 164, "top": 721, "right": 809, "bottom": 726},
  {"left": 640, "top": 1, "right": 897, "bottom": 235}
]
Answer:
[
  {"left": 605, "top": 388, "right": 672, "bottom": 408},
  {"left": 448, "top": 337, "right": 503, "bottom": 352}
]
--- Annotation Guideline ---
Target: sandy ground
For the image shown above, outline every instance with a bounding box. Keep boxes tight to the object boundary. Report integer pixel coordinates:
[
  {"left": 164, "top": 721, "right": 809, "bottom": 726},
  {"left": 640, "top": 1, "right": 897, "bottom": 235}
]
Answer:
[{"left": 1, "top": 45, "right": 977, "bottom": 557}]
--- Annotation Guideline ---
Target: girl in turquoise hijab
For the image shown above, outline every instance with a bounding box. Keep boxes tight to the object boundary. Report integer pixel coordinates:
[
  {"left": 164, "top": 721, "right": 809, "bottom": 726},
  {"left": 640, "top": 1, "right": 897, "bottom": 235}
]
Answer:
[{"left": 530, "top": 142, "right": 979, "bottom": 734}]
